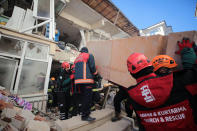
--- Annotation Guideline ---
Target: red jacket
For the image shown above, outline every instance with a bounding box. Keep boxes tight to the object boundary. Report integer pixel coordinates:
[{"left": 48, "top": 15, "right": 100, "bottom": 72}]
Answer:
[
  {"left": 127, "top": 66, "right": 197, "bottom": 131},
  {"left": 74, "top": 52, "right": 97, "bottom": 85}
]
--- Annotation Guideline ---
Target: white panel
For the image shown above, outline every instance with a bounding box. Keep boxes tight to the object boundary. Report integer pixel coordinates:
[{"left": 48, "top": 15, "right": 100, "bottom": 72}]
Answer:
[
  {"left": 22, "top": 9, "right": 36, "bottom": 34},
  {"left": 5, "top": 6, "right": 25, "bottom": 31}
]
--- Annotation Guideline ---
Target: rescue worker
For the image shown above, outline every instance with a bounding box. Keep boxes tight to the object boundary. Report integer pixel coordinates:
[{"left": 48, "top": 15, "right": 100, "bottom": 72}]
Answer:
[
  {"left": 152, "top": 38, "right": 197, "bottom": 100},
  {"left": 56, "top": 62, "right": 72, "bottom": 120},
  {"left": 74, "top": 47, "right": 99, "bottom": 122},
  {"left": 126, "top": 52, "right": 197, "bottom": 131},
  {"left": 152, "top": 55, "right": 177, "bottom": 76},
  {"left": 47, "top": 77, "right": 57, "bottom": 111},
  {"left": 111, "top": 85, "right": 133, "bottom": 122},
  {"left": 69, "top": 64, "right": 79, "bottom": 116},
  {"left": 91, "top": 73, "right": 102, "bottom": 111},
  {"left": 152, "top": 38, "right": 197, "bottom": 76}
]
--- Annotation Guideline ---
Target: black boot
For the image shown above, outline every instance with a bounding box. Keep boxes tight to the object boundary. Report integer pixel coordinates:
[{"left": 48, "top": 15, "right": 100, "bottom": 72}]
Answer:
[
  {"left": 111, "top": 112, "right": 121, "bottom": 122},
  {"left": 81, "top": 116, "right": 96, "bottom": 122}
]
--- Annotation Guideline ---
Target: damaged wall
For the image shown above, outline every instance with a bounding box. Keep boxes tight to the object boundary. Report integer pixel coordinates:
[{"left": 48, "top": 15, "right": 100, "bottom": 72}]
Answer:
[{"left": 87, "top": 31, "right": 197, "bottom": 88}]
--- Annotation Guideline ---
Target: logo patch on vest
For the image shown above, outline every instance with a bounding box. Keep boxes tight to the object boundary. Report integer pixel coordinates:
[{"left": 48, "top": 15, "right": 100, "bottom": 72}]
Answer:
[
  {"left": 140, "top": 85, "right": 155, "bottom": 103},
  {"left": 136, "top": 100, "right": 196, "bottom": 130}
]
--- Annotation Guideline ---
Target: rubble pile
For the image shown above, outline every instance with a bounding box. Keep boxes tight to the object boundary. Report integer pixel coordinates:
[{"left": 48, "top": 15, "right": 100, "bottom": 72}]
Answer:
[{"left": 0, "top": 89, "right": 56, "bottom": 131}]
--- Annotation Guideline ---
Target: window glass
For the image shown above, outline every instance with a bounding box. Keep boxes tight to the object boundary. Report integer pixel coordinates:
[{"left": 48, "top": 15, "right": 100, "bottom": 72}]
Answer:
[
  {"left": 0, "top": 36, "right": 24, "bottom": 56},
  {"left": 37, "top": 0, "right": 50, "bottom": 18},
  {"left": 25, "top": 42, "right": 49, "bottom": 61},
  {"left": 18, "top": 59, "right": 48, "bottom": 95},
  {"left": 0, "top": 57, "right": 18, "bottom": 91},
  {"left": 150, "top": 28, "right": 161, "bottom": 35}
]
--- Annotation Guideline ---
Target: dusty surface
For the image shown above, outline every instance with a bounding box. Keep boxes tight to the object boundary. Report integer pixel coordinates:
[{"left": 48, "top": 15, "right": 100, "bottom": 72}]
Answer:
[{"left": 90, "top": 118, "right": 131, "bottom": 131}]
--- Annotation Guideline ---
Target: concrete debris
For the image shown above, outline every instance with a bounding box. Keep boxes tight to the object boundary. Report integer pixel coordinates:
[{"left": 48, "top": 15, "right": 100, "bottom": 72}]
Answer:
[
  {"left": 1, "top": 108, "right": 17, "bottom": 118},
  {"left": 11, "top": 115, "right": 25, "bottom": 130},
  {"left": 0, "top": 90, "right": 51, "bottom": 130},
  {"left": 24, "top": 120, "right": 50, "bottom": 131}
]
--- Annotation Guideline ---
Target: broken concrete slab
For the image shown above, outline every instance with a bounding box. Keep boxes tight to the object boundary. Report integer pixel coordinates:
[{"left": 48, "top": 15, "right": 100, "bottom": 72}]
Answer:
[
  {"left": 11, "top": 115, "right": 25, "bottom": 130},
  {"left": 17, "top": 109, "right": 35, "bottom": 120},
  {"left": 25, "top": 120, "right": 50, "bottom": 131},
  {"left": 3, "top": 124, "right": 19, "bottom": 131},
  {"left": 1, "top": 108, "right": 17, "bottom": 119},
  {"left": 17, "top": 109, "right": 35, "bottom": 128}
]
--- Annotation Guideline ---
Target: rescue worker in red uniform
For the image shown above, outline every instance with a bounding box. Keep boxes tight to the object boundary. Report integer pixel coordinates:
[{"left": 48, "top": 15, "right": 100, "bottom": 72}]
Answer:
[
  {"left": 74, "top": 47, "right": 99, "bottom": 122},
  {"left": 56, "top": 62, "right": 72, "bottom": 120},
  {"left": 111, "top": 84, "right": 133, "bottom": 122},
  {"left": 126, "top": 52, "right": 197, "bottom": 131},
  {"left": 47, "top": 77, "right": 57, "bottom": 111},
  {"left": 69, "top": 64, "right": 79, "bottom": 116},
  {"left": 152, "top": 38, "right": 197, "bottom": 104},
  {"left": 152, "top": 38, "right": 197, "bottom": 76}
]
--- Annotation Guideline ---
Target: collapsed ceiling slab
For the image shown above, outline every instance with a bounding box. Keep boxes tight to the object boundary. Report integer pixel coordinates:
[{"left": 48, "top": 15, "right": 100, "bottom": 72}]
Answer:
[
  {"left": 56, "top": 16, "right": 81, "bottom": 48},
  {"left": 81, "top": 0, "right": 139, "bottom": 36},
  {"left": 59, "top": 0, "right": 138, "bottom": 40}
]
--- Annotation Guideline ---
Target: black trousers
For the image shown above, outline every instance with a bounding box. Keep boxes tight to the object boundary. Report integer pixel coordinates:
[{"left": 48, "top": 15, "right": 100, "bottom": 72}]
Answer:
[
  {"left": 77, "top": 84, "right": 93, "bottom": 118},
  {"left": 69, "top": 94, "right": 81, "bottom": 116},
  {"left": 56, "top": 90, "right": 71, "bottom": 119},
  {"left": 114, "top": 86, "right": 133, "bottom": 117}
]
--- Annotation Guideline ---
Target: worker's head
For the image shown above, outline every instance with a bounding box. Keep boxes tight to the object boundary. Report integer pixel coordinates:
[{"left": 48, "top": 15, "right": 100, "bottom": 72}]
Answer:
[
  {"left": 61, "top": 62, "right": 70, "bottom": 71},
  {"left": 80, "top": 47, "right": 89, "bottom": 53},
  {"left": 51, "top": 77, "right": 55, "bottom": 81},
  {"left": 127, "top": 53, "right": 153, "bottom": 78},
  {"left": 152, "top": 55, "right": 177, "bottom": 75}
]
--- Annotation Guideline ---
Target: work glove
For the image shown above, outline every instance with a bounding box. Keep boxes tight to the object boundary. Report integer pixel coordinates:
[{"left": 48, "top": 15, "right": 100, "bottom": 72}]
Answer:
[
  {"left": 175, "top": 38, "right": 194, "bottom": 54},
  {"left": 175, "top": 38, "right": 197, "bottom": 69},
  {"left": 94, "top": 73, "right": 102, "bottom": 81}
]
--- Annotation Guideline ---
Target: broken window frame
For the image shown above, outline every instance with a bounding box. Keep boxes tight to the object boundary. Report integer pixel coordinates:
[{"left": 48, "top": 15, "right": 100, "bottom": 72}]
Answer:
[
  {"left": 0, "top": 55, "right": 19, "bottom": 93},
  {"left": 0, "top": 33, "right": 52, "bottom": 97}
]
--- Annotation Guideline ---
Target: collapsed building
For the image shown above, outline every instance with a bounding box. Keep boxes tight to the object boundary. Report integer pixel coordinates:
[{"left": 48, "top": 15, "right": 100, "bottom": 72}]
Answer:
[
  {"left": 0, "top": 0, "right": 139, "bottom": 110},
  {"left": 0, "top": 0, "right": 196, "bottom": 131}
]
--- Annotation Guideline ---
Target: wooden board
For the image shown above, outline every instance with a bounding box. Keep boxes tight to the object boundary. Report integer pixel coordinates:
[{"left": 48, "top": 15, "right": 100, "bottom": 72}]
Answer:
[{"left": 87, "top": 35, "right": 167, "bottom": 87}]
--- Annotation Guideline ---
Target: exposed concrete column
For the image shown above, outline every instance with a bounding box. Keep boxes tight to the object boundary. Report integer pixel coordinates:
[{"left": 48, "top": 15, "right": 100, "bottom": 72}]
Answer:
[
  {"left": 79, "top": 29, "right": 86, "bottom": 50},
  {"left": 85, "top": 30, "right": 91, "bottom": 42}
]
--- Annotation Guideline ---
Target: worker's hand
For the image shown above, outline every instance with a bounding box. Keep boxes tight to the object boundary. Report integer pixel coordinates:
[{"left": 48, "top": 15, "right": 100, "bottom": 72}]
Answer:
[
  {"left": 175, "top": 38, "right": 194, "bottom": 54},
  {"left": 94, "top": 73, "right": 102, "bottom": 81}
]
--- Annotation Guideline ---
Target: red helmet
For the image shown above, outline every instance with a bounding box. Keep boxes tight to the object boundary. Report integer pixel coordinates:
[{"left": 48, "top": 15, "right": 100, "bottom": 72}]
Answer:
[
  {"left": 61, "top": 62, "right": 70, "bottom": 69},
  {"left": 127, "top": 53, "right": 152, "bottom": 74}
]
